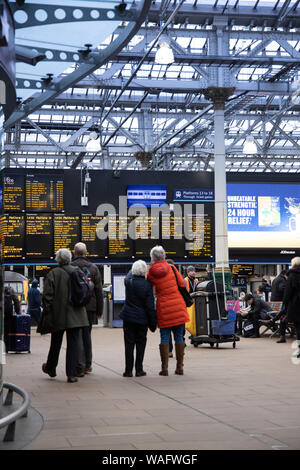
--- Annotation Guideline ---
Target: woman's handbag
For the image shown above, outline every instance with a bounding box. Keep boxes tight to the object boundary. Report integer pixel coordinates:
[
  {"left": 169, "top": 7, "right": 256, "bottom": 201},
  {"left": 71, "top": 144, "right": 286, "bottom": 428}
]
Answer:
[{"left": 170, "top": 265, "right": 193, "bottom": 307}]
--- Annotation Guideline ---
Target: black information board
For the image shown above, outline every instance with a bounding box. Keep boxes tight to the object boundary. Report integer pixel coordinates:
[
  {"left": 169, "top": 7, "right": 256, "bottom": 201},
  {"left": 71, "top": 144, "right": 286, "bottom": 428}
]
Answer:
[
  {"left": 162, "top": 212, "right": 186, "bottom": 258},
  {"left": 3, "top": 174, "right": 24, "bottom": 211},
  {"left": 81, "top": 215, "right": 107, "bottom": 258},
  {"left": 231, "top": 264, "right": 254, "bottom": 276},
  {"left": 53, "top": 215, "right": 80, "bottom": 254},
  {"left": 185, "top": 214, "right": 214, "bottom": 259},
  {"left": 26, "top": 174, "right": 64, "bottom": 212},
  {"left": 1, "top": 214, "right": 25, "bottom": 258},
  {"left": 134, "top": 211, "right": 159, "bottom": 258},
  {"left": 108, "top": 215, "right": 134, "bottom": 258},
  {"left": 26, "top": 214, "right": 53, "bottom": 258}
]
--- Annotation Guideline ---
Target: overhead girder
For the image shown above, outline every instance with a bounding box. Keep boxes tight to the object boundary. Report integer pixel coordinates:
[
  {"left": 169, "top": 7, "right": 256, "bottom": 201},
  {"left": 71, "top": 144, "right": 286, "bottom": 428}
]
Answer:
[{"left": 5, "top": 0, "right": 152, "bottom": 130}]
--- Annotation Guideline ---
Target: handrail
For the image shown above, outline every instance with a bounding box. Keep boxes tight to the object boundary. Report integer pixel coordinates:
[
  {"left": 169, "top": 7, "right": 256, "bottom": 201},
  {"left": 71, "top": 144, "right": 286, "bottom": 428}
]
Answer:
[{"left": 0, "top": 382, "right": 30, "bottom": 442}]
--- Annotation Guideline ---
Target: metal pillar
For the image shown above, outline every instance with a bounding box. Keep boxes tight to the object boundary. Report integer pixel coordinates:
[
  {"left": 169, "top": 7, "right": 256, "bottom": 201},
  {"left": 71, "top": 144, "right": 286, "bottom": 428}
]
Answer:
[{"left": 203, "top": 87, "right": 235, "bottom": 292}]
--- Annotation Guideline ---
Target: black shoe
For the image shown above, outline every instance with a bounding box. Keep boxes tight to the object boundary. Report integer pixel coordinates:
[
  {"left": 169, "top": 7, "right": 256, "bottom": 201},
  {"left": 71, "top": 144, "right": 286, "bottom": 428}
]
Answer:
[
  {"left": 276, "top": 337, "right": 286, "bottom": 343},
  {"left": 136, "top": 370, "right": 147, "bottom": 377},
  {"left": 76, "top": 371, "right": 85, "bottom": 378},
  {"left": 67, "top": 377, "right": 78, "bottom": 383},
  {"left": 123, "top": 371, "right": 133, "bottom": 377},
  {"left": 42, "top": 363, "right": 56, "bottom": 378}
]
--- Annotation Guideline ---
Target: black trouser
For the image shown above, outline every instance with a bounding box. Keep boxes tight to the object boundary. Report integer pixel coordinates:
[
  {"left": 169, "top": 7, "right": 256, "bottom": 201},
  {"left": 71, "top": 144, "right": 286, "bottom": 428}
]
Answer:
[
  {"left": 46, "top": 328, "right": 81, "bottom": 378},
  {"left": 279, "top": 317, "right": 288, "bottom": 337},
  {"left": 294, "top": 322, "right": 300, "bottom": 342},
  {"left": 78, "top": 311, "right": 95, "bottom": 371},
  {"left": 123, "top": 322, "right": 148, "bottom": 374}
]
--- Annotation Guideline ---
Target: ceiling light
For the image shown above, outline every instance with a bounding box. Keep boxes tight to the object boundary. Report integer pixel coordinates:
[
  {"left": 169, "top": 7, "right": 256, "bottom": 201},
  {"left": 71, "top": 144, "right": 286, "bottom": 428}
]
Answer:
[
  {"left": 85, "top": 132, "right": 101, "bottom": 152},
  {"left": 243, "top": 137, "right": 257, "bottom": 154},
  {"left": 155, "top": 37, "right": 174, "bottom": 65}
]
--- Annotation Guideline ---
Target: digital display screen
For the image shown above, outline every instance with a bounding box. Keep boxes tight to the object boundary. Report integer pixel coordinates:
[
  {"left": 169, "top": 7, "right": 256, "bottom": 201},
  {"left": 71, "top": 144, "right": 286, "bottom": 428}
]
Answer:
[
  {"left": 227, "top": 183, "right": 300, "bottom": 248},
  {"left": 3, "top": 174, "right": 24, "bottom": 211},
  {"left": 127, "top": 185, "right": 167, "bottom": 208},
  {"left": 185, "top": 213, "right": 214, "bottom": 258},
  {"left": 108, "top": 215, "right": 134, "bottom": 258},
  {"left": 231, "top": 265, "right": 254, "bottom": 276},
  {"left": 26, "top": 174, "right": 64, "bottom": 212},
  {"left": 53, "top": 215, "right": 80, "bottom": 254},
  {"left": 162, "top": 213, "right": 185, "bottom": 258},
  {"left": 1, "top": 215, "right": 25, "bottom": 258},
  {"left": 81, "top": 215, "right": 107, "bottom": 258},
  {"left": 35, "top": 265, "right": 53, "bottom": 277},
  {"left": 26, "top": 214, "right": 53, "bottom": 258},
  {"left": 134, "top": 212, "right": 159, "bottom": 258}
]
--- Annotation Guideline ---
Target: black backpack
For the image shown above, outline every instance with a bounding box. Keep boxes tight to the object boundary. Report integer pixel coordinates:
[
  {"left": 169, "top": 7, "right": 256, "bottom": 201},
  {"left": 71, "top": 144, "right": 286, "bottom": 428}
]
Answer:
[{"left": 64, "top": 266, "right": 93, "bottom": 308}]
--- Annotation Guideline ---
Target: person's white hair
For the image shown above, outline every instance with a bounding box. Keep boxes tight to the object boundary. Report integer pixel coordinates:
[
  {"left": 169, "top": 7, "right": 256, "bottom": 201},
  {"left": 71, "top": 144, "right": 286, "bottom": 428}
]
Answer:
[
  {"left": 55, "top": 248, "right": 72, "bottom": 265},
  {"left": 132, "top": 260, "right": 148, "bottom": 277},
  {"left": 74, "top": 242, "right": 87, "bottom": 256},
  {"left": 150, "top": 245, "right": 166, "bottom": 262},
  {"left": 291, "top": 256, "right": 300, "bottom": 268}
]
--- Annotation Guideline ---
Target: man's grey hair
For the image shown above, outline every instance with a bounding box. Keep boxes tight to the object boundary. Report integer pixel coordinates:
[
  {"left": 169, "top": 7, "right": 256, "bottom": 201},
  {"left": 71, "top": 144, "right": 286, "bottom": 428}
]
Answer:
[
  {"left": 150, "top": 245, "right": 166, "bottom": 262},
  {"left": 55, "top": 248, "right": 72, "bottom": 265},
  {"left": 291, "top": 256, "right": 300, "bottom": 268},
  {"left": 74, "top": 242, "right": 87, "bottom": 256},
  {"left": 132, "top": 260, "right": 148, "bottom": 277}
]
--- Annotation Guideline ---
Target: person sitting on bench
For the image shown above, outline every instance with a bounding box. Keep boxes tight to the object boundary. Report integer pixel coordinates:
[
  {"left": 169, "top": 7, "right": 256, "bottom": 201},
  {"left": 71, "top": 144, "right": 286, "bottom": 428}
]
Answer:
[{"left": 239, "top": 293, "right": 274, "bottom": 337}]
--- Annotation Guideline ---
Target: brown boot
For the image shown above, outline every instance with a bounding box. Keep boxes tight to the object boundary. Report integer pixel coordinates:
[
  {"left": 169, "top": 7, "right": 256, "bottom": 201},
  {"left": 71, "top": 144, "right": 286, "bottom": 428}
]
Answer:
[
  {"left": 175, "top": 343, "right": 185, "bottom": 375},
  {"left": 159, "top": 344, "right": 169, "bottom": 376}
]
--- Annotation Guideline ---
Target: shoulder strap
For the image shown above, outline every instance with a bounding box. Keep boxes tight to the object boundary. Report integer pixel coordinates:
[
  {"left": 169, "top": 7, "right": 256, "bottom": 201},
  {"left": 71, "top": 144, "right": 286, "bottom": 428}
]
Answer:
[{"left": 170, "top": 265, "right": 180, "bottom": 288}]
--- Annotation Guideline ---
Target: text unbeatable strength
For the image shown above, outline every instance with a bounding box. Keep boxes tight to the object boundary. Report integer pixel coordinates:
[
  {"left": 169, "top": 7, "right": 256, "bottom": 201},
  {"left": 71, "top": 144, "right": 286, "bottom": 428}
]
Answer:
[{"left": 102, "top": 454, "right": 198, "bottom": 466}]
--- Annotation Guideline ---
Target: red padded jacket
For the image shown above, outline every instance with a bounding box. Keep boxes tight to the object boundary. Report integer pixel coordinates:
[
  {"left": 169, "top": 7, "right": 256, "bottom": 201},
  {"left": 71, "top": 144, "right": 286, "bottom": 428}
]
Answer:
[{"left": 147, "top": 260, "right": 190, "bottom": 329}]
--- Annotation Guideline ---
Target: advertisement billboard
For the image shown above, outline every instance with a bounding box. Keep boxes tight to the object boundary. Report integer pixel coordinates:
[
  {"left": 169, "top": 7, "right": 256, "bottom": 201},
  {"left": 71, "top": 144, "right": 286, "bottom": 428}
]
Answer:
[{"left": 227, "top": 183, "right": 300, "bottom": 249}]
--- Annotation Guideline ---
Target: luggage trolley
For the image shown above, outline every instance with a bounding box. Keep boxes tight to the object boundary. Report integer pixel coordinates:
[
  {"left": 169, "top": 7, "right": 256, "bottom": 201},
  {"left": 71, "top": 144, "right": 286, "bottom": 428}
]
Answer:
[{"left": 188, "top": 278, "right": 240, "bottom": 349}]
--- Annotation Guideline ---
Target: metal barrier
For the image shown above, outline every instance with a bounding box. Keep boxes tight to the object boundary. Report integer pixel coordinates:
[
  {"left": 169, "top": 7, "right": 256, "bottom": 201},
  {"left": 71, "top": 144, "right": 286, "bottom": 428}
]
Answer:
[{"left": 0, "top": 382, "right": 30, "bottom": 442}]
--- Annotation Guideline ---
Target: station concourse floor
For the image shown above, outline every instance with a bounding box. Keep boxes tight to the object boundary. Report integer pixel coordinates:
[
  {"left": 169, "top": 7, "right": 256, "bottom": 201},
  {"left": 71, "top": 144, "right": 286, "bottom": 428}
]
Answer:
[{"left": 3, "top": 327, "right": 300, "bottom": 451}]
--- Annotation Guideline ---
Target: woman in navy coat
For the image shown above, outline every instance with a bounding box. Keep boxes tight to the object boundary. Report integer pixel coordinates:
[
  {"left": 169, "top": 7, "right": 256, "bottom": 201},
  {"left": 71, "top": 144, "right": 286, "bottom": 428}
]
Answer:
[{"left": 120, "top": 260, "right": 157, "bottom": 377}]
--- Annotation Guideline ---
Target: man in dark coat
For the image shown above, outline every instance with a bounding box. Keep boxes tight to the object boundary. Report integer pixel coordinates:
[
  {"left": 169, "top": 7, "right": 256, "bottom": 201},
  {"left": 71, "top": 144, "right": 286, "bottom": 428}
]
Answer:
[
  {"left": 72, "top": 242, "right": 104, "bottom": 374},
  {"left": 271, "top": 270, "right": 288, "bottom": 301},
  {"left": 42, "top": 248, "right": 89, "bottom": 383},
  {"left": 241, "top": 293, "right": 273, "bottom": 337},
  {"left": 282, "top": 258, "right": 300, "bottom": 355},
  {"left": 120, "top": 260, "right": 157, "bottom": 377},
  {"left": 4, "top": 286, "right": 20, "bottom": 352},
  {"left": 27, "top": 279, "right": 42, "bottom": 324}
]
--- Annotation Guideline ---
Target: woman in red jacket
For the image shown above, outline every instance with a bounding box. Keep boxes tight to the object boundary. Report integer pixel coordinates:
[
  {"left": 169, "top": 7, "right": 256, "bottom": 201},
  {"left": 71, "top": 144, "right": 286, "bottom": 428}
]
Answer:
[{"left": 147, "top": 246, "right": 190, "bottom": 376}]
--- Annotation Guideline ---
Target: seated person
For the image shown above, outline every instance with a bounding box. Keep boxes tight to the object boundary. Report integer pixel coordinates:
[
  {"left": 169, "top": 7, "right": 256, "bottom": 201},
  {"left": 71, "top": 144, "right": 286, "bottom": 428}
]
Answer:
[{"left": 237, "top": 293, "right": 273, "bottom": 337}]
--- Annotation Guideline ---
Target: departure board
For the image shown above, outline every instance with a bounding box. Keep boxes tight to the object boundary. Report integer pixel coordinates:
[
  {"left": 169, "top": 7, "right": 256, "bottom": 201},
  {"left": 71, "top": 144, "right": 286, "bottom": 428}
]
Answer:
[
  {"left": 108, "top": 215, "right": 134, "bottom": 258},
  {"left": 26, "top": 214, "right": 53, "bottom": 258},
  {"left": 35, "top": 265, "right": 53, "bottom": 278},
  {"left": 134, "top": 212, "right": 159, "bottom": 258},
  {"left": 185, "top": 214, "right": 213, "bottom": 258},
  {"left": 26, "top": 174, "right": 64, "bottom": 212},
  {"left": 1, "top": 215, "right": 25, "bottom": 258},
  {"left": 162, "top": 213, "right": 185, "bottom": 258},
  {"left": 81, "top": 215, "right": 107, "bottom": 258},
  {"left": 54, "top": 215, "right": 80, "bottom": 254},
  {"left": 3, "top": 174, "right": 24, "bottom": 211}
]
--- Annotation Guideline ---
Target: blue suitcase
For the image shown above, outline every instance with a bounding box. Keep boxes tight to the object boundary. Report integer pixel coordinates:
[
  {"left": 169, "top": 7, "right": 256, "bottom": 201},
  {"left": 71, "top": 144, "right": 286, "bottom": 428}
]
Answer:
[{"left": 7, "top": 314, "right": 31, "bottom": 353}]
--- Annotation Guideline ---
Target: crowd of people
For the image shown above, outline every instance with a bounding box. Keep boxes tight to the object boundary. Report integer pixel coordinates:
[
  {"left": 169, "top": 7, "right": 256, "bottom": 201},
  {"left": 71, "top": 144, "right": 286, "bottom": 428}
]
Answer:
[{"left": 3, "top": 245, "right": 300, "bottom": 381}]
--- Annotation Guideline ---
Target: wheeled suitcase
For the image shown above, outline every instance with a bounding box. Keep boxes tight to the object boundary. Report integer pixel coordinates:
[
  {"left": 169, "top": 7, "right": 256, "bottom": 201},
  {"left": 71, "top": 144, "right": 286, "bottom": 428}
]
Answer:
[{"left": 7, "top": 314, "right": 31, "bottom": 353}]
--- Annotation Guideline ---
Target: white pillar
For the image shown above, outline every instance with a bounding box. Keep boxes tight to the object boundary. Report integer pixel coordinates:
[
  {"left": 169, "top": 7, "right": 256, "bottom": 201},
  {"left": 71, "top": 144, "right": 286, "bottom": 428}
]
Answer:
[{"left": 214, "top": 106, "right": 229, "bottom": 270}]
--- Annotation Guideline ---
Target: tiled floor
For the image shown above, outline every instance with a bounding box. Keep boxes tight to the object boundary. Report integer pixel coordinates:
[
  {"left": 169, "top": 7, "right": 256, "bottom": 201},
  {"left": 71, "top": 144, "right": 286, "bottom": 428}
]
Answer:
[{"left": 2, "top": 327, "right": 300, "bottom": 450}]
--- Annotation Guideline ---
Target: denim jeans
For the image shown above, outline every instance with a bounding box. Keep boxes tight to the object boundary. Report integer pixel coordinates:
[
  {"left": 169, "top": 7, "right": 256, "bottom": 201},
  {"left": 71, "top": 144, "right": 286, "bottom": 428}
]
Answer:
[{"left": 160, "top": 324, "right": 185, "bottom": 344}]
